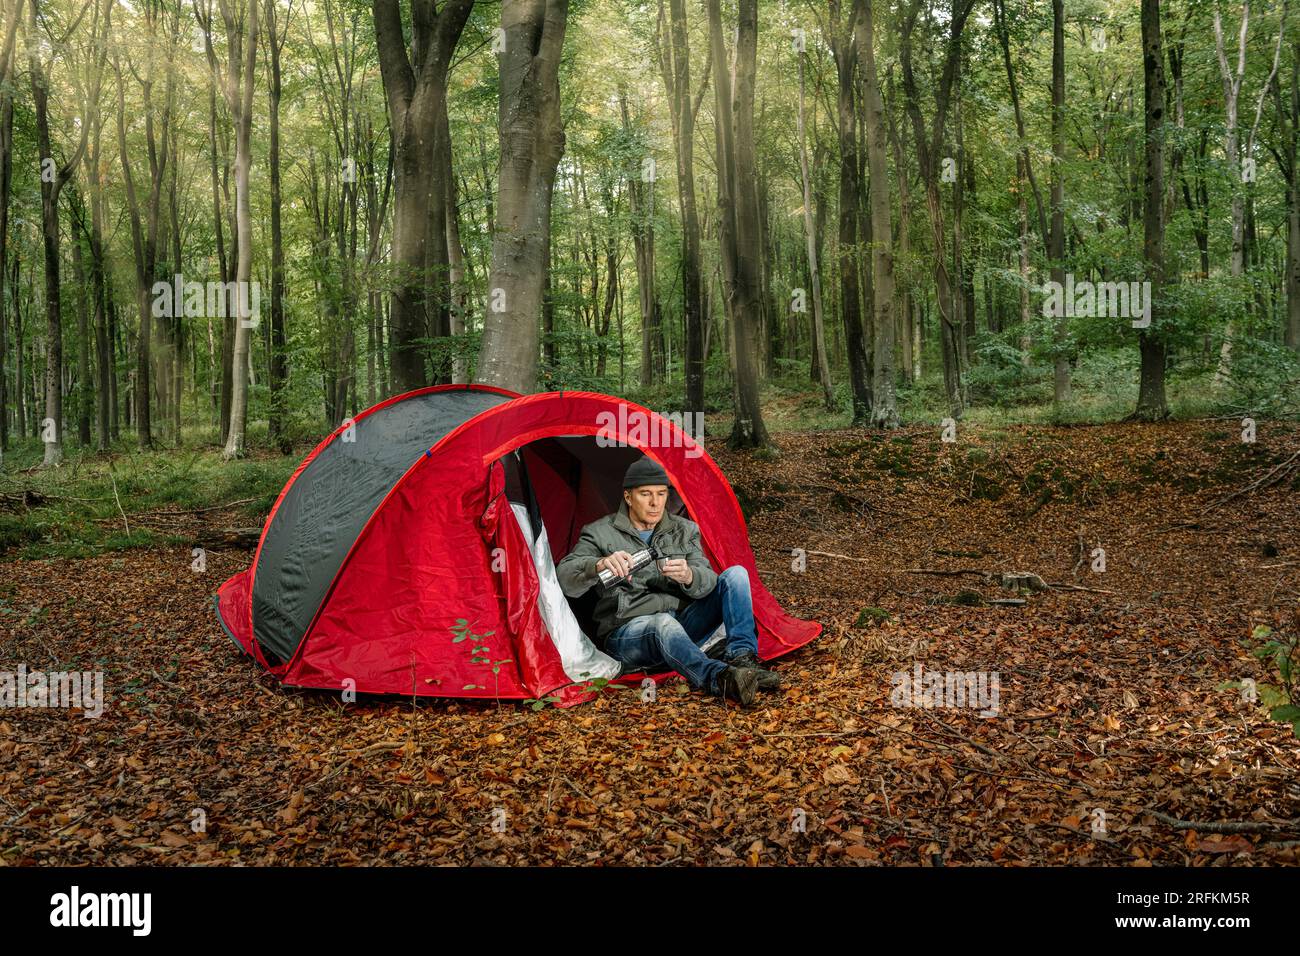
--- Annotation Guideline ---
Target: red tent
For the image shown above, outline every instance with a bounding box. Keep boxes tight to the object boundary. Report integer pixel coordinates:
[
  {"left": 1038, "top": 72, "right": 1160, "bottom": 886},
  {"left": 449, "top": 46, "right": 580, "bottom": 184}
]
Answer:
[{"left": 215, "top": 386, "right": 820, "bottom": 704}]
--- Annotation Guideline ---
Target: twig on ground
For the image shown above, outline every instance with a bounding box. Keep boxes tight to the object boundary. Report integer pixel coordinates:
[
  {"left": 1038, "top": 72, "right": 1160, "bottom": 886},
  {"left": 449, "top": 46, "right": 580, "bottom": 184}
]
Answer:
[
  {"left": 1045, "top": 582, "right": 1117, "bottom": 594},
  {"left": 107, "top": 465, "right": 129, "bottom": 535},
  {"left": 128, "top": 497, "right": 261, "bottom": 517},
  {"left": 1209, "top": 447, "right": 1300, "bottom": 510},
  {"left": 1145, "top": 809, "right": 1300, "bottom": 834}
]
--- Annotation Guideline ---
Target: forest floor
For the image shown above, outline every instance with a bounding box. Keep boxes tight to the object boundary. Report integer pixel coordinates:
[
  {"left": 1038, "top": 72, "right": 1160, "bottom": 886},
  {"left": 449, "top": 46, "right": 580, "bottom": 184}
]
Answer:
[{"left": 2, "top": 417, "right": 1300, "bottom": 866}]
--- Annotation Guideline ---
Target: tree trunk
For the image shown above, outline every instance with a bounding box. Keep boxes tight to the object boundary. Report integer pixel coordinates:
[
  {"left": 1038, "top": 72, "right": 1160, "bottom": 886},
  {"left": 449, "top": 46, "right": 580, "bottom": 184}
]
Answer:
[
  {"left": 475, "top": 0, "right": 569, "bottom": 394},
  {"left": 1136, "top": 0, "right": 1169, "bottom": 421},
  {"left": 1287, "top": 41, "right": 1300, "bottom": 350},
  {"left": 91, "top": 174, "right": 110, "bottom": 452},
  {"left": 12, "top": 255, "right": 23, "bottom": 439},
  {"left": 858, "top": 0, "right": 898, "bottom": 428},
  {"left": 797, "top": 48, "right": 832, "bottom": 409},
  {"left": 266, "top": 0, "right": 289, "bottom": 452},
  {"left": 1017, "top": 154, "right": 1032, "bottom": 364},
  {"left": 29, "top": 0, "right": 94, "bottom": 465},
  {"left": 900, "top": 0, "right": 973, "bottom": 419},
  {"left": 221, "top": 0, "right": 259, "bottom": 459},
  {"left": 373, "top": 0, "right": 473, "bottom": 392},
  {"left": 72, "top": 215, "right": 91, "bottom": 446},
  {"left": 707, "top": 0, "right": 770, "bottom": 448},
  {"left": 168, "top": 128, "right": 183, "bottom": 445},
  {"left": 830, "top": 0, "right": 871, "bottom": 424},
  {"left": 660, "top": 0, "right": 706, "bottom": 413},
  {"left": 443, "top": 99, "right": 469, "bottom": 385},
  {"left": 1050, "top": 0, "right": 1071, "bottom": 403},
  {"left": 0, "top": 0, "right": 15, "bottom": 453}
]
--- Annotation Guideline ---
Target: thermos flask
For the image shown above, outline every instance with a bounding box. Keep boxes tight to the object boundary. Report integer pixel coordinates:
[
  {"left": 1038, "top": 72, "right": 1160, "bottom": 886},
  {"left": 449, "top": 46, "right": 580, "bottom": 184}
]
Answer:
[{"left": 597, "top": 545, "right": 661, "bottom": 587}]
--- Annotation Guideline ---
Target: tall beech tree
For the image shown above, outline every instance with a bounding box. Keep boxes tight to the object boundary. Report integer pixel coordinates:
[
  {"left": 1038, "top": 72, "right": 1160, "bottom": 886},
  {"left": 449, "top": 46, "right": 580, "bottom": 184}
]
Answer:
[
  {"left": 658, "top": 0, "right": 707, "bottom": 414},
  {"left": 900, "top": 0, "right": 975, "bottom": 419},
  {"left": 1049, "top": 0, "right": 1069, "bottom": 403},
  {"left": 0, "top": 0, "right": 24, "bottom": 453},
  {"left": 265, "top": 0, "right": 292, "bottom": 451},
  {"left": 373, "top": 0, "right": 473, "bottom": 392},
  {"left": 708, "top": 0, "right": 770, "bottom": 448},
  {"left": 1212, "top": 0, "right": 1288, "bottom": 385},
  {"left": 828, "top": 0, "right": 871, "bottom": 424},
  {"left": 30, "top": 0, "right": 103, "bottom": 465},
  {"left": 796, "top": 28, "right": 832, "bottom": 410},
  {"left": 115, "top": 0, "right": 178, "bottom": 451},
  {"left": 476, "top": 0, "right": 569, "bottom": 393},
  {"left": 218, "top": 0, "right": 258, "bottom": 459},
  {"left": 1136, "top": 0, "right": 1169, "bottom": 421},
  {"left": 857, "top": 0, "right": 897, "bottom": 428}
]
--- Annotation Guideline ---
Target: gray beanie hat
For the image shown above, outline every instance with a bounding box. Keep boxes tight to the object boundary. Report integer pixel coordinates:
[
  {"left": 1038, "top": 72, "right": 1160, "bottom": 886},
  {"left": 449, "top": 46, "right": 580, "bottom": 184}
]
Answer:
[{"left": 623, "top": 456, "right": 670, "bottom": 489}]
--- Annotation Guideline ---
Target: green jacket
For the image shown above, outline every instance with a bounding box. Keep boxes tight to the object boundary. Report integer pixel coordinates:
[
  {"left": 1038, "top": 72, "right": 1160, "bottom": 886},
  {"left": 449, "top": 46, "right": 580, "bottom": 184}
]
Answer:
[{"left": 556, "top": 503, "right": 718, "bottom": 641}]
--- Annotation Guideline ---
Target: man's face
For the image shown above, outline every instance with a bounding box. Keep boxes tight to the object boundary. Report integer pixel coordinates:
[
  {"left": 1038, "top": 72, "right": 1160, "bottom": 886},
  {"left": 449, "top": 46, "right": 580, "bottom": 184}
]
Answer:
[{"left": 624, "top": 484, "right": 669, "bottom": 528}]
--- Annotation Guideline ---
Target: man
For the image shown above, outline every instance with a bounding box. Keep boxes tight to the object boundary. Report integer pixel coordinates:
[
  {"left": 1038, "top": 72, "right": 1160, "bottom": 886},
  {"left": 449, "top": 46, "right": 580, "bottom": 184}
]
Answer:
[{"left": 556, "top": 455, "right": 781, "bottom": 707}]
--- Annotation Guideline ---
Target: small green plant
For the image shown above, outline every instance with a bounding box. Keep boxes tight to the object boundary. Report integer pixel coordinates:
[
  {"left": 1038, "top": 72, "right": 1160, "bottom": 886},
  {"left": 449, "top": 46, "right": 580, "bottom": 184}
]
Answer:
[
  {"left": 853, "top": 606, "right": 892, "bottom": 627},
  {"left": 451, "top": 618, "right": 511, "bottom": 707},
  {"left": 523, "top": 694, "right": 563, "bottom": 711},
  {"left": 1242, "top": 621, "right": 1300, "bottom": 738}
]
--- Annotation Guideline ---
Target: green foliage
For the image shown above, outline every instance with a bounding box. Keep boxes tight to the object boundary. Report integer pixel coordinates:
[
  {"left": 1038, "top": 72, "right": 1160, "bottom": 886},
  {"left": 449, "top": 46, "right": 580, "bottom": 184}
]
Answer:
[
  {"left": 7, "top": 0, "right": 1300, "bottom": 481},
  {"left": 1224, "top": 337, "right": 1300, "bottom": 417},
  {"left": 853, "top": 606, "right": 892, "bottom": 627},
  {"left": 0, "top": 438, "right": 293, "bottom": 559},
  {"left": 1241, "top": 623, "right": 1300, "bottom": 739},
  {"left": 425, "top": 332, "right": 483, "bottom": 384},
  {"left": 965, "top": 333, "right": 1049, "bottom": 407},
  {"left": 450, "top": 619, "right": 509, "bottom": 700}
]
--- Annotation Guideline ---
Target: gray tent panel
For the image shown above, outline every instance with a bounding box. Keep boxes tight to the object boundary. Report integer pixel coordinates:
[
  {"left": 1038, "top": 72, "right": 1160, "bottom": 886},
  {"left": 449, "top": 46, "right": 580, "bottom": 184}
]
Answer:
[{"left": 251, "top": 388, "right": 512, "bottom": 662}]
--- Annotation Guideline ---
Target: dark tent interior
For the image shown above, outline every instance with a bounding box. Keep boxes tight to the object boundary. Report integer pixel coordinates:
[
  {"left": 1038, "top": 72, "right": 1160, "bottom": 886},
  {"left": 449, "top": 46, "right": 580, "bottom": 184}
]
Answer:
[{"left": 501, "top": 437, "right": 691, "bottom": 640}]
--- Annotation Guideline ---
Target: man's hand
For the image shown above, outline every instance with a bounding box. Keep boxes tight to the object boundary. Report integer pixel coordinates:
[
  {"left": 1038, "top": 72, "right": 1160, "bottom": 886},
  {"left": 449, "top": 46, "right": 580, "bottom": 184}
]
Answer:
[
  {"left": 659, "top": 558, "right": 693, "bottom": 587},
  {"left": 596, "top": 551, "right": 634, "bottom": 580}
]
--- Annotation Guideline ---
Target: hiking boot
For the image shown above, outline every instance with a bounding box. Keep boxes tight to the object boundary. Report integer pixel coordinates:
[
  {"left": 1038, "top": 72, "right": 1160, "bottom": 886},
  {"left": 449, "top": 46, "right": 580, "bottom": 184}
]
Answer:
[
  {"left": 725, "top": 651, "right": 783, "bottom": 692},
  {"left": 714, "top": 666, "right": 760, "bottom": 707}
]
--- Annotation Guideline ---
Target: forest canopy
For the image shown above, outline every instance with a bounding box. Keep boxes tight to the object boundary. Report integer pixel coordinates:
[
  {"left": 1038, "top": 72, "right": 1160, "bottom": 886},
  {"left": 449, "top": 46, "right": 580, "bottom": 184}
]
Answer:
[{"left": 1, "top": 0, "right": 1298, "bottom": 466}]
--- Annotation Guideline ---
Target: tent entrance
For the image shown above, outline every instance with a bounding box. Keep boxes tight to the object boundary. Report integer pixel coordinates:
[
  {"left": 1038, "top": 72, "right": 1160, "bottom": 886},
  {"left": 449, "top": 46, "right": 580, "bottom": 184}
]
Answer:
[{"left": 499, "top": 438, "right": 725, "bottom": 672}]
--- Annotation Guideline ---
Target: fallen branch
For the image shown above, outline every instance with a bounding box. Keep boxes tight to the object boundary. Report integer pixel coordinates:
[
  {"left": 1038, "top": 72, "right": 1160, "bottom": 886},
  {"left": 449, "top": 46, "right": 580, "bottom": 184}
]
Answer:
[
  {"left": 806, "top": 550, "right": 874, "bottom": 564},
  {"left": 1209, "top": 447, "right": 1300, "bottom": 510},
  {"left": 1032, "top": 821, "right": 1113, "bottom": 843},
  {"left": 129, "top": 497, "right": 261, "bottom": 518},
  {"left": 1045, "top": 582, "right": 1117, "bottom": 595},
  {"left": 1146, "top": 809, "right": 1300, "bottom": 834},
  {"left": 926, "top": 714, "right": 999, "bottom": 759},
  {"left": 151, "top": 669, "right": 183, "bottom": 691},
  {"left": 0, "top": 490, "right": 47, "bottom": 510},
  {"left": 107, "top": 466, "right": 129, "bottom": 535},
  {"left": 344, "top": 741, "right": 406, "bottom": 758},
  {"left": 294, "top": 741, "right": 409, "bottom": 801}
]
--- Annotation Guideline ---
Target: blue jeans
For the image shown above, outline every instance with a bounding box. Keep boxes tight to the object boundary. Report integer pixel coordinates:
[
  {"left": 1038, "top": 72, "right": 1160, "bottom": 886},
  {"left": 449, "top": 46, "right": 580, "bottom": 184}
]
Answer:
[{"left": 604, "top": 566, "right": 758, "bottom": 693}]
